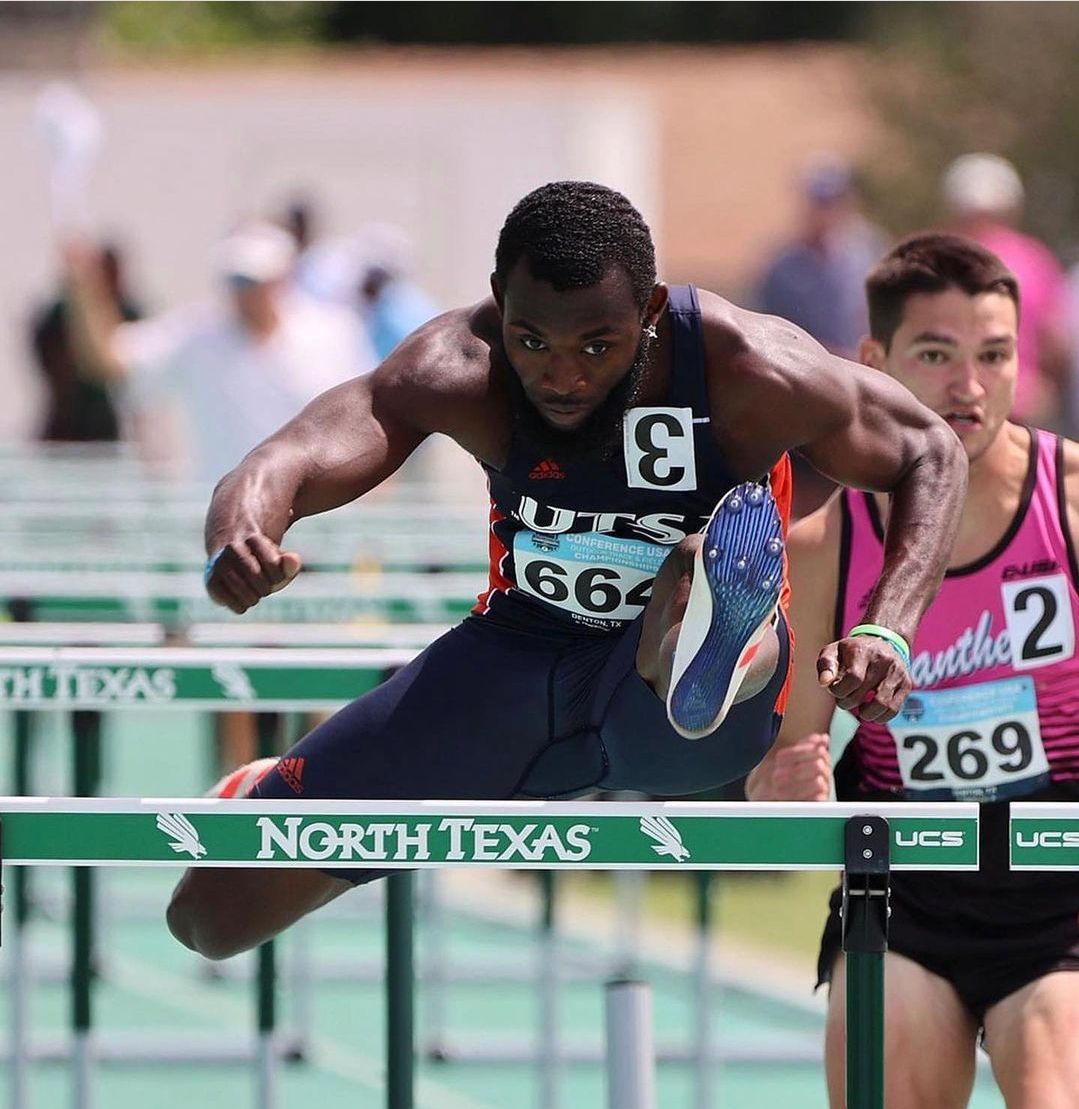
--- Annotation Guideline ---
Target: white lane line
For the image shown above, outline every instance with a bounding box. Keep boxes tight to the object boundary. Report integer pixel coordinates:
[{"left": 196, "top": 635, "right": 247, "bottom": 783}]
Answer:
[{"left": 106, "top": 950, "right": 491, "bottom": 1109}]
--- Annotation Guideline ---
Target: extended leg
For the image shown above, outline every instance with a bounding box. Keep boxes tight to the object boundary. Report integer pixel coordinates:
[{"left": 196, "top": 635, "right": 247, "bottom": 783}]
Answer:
[{"left": 637, "top": 481, "right": 783, "bottom": 738}]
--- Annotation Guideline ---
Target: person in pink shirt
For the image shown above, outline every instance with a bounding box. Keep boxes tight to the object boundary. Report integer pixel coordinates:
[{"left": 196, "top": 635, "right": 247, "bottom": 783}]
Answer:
[
  {"left": 942, "top": 153, "right": 1072, "bottom": 428},
  {"left": 750, "top": 234, "right": 1079, "bottom": 1109}
]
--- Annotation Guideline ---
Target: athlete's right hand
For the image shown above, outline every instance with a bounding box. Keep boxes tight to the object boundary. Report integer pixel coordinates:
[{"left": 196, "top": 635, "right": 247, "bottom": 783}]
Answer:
[
  {"left": 745, "top": 733, "right": 832, "bottom": 801},
  {"left": 204, "top": 536, "right": 302, "bottom": 614}
]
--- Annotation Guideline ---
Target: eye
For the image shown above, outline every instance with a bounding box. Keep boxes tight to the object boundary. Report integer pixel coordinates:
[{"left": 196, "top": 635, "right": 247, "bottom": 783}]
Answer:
[
  {"left": 519, "top": 336, "right": 547, "bottom": 352},
  {"left": 917, "top": 349, "right": 949, "bottom": 366},
  {"left": 981, "top": 349, "right": 1009, "bottom": 366},
  {"left": 582, "top": 341, "right": 611, "bottom": 356}
]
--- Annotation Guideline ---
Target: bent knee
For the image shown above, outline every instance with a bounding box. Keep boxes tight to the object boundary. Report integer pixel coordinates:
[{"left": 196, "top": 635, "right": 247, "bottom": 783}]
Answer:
[
  {"left": 166, "top": 869, "right": 268, "bottom": 961},
  {"left": 167, "top": 865, "right": 350, "bottom": 961},
  {"left": 166, "top": 872, "right": 239, "bottom": 961}
]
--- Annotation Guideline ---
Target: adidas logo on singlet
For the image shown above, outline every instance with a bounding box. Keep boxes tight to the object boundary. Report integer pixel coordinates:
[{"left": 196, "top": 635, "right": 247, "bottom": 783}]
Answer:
[
  {"left": 278, "top": 757, "right": 305, "bottom": 795},
  {"left": 529, "top": 459, "right": 566, "bottom": 480}
]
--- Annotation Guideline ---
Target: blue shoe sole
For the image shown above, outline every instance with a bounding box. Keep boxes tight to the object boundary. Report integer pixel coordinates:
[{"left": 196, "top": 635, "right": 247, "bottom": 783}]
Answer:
[{"left": 667, "top": 481, "right": 785, "bottom": 739}]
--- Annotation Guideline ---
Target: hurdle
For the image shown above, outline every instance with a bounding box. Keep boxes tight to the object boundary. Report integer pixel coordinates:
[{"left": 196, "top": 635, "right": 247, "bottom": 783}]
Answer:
[
  {"left": 0, "top": 644, "right": 420, "bottom": 1109},
  {"left": 0, "top": 517, "right": 487, "bottom": 575},
  {"left": 0, "top": 622, "right": 455, "bottom": 650},
  {"left": 0, "top": 570, "right": 482, "bottom": 625},
  {"left": 0, "top": 798, "right": 984, "bottom": 1109},
  {"left": 0, "top": 633, "right": 650, "bottom": 1106}
]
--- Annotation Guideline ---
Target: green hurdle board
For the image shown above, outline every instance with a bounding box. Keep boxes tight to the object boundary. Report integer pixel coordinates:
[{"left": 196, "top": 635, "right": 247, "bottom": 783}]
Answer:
[
  {"left": 0, "top": 646, "right": 417, "bottom": 711},
  {"left": 0, "top": 799, "right": 980, "bottom": 871},
  {"left": 1010, "top": 801, "right": 1079, "bottom": 870}
]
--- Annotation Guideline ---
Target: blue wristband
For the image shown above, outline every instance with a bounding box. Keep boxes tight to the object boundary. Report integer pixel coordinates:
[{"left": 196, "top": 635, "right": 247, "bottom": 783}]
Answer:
[
  {"left": 203, "top": 548, "right": 225, "bottom": 586},
  {"left": 848, "top": 623, "right": 912, "bottom": 668}
]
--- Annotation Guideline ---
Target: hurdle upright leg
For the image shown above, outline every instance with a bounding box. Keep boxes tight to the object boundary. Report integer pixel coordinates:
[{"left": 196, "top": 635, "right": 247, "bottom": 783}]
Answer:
[
  {"left": 842, "top": 816, "right": 890, "bottom": 1109},
  {"left": 9, "top": 708, "right": 34, "bottom": 1109},
  {"left": 386, "top": 872, "right": 415, "bottom": 1109},
  {"left": 538, "top": 870, "right": 560, "bottom": 1109},
  {"left": 72, "top": 710, "right": 102, "bottom": 1109},
  {"left": 692, "top": 871, "right": 715, "bottom": 1109},
  {"left": 255, "top": 712, "right": 283, "bottom": 1109}
]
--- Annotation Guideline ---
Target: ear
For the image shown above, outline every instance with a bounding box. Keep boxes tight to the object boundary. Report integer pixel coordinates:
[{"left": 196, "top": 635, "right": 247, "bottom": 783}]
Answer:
[
  {"left": 490, "top": 272, "right": 504, "bottom": 313},
  {"left": 858, "top": 336, "right": 888, "bottom": 371},
  {"left": 643, "top": 283, "right": 669, "bottom": 329}
]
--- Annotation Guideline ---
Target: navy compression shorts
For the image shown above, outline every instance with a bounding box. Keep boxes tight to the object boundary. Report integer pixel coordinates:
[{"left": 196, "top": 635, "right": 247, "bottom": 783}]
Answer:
[{"left": 253, "top": 611, "right": 789, "bottom": 884}]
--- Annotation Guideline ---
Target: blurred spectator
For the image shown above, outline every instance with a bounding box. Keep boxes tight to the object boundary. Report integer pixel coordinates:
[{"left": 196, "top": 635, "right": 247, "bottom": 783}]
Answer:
[
  {"left": 756, "top": 157, "right": 886, "bottom": 517},
  {"left": 297, "top": 222, "right": 439, "bottom": 360},
  {"left": 63, "top": 221, "right": 375, "bottom": 481},
  {"left": 31, "top": 242, "right": 141, "bottom": 442},
  {"left": 756, "top": 156, "right": 888, "bottom": 360},
  {"left": 942, "top": 153, "right": 1072, "bottom": 428},
  {"left": 281, "top": 194, "right": 316, "bottom": 254},
  {"left": 355, "top": 223, "right": 440, "bottom": 360}
]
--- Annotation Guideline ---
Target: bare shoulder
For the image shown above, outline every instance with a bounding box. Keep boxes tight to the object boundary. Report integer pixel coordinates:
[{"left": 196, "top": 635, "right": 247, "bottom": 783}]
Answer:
[
  {"left": 1059, "top": 434, "right": 1079, "bottom": 485},
  {"left": 1059, "top": 435, "right": 1079, "bottom": 525},
  {"left": 368, "top": 298, "right": 509, "bottom": 459},
  {"left": 373, "top": 300, "right": 499, "bottom": 398},
  {"left": 690, "top": 287, "right": 857, "bottom": 476},
  {"left": 694, "top": 286, "right": 836, "bottom": 377}
]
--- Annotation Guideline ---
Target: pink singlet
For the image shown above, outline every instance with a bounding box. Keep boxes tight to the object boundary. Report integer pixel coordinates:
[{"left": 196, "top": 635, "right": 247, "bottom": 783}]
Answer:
[{"left": 838, "top": 428, "right": 1079, "bottom": 802}]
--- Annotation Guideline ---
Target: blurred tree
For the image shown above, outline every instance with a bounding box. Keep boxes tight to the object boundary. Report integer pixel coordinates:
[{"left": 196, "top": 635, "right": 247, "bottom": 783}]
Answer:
[
  {"left": 862, "top": 2, "right": 1079, "bottom": 255},
  {"left": 101, "top": 1, "right": 866, "bottom": 49},
  {"left": 104, "top": 1, "right": 332, "bottom": 49}
]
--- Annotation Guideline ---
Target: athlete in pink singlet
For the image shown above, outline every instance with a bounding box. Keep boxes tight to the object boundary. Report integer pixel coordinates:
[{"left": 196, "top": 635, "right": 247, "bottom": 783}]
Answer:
[{"left": 749, "top": 234, "right": 1079, "bottom": 1109}]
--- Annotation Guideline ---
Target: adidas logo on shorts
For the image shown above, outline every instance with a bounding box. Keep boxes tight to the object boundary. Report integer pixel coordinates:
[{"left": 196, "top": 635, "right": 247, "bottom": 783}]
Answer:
[{"left": 278, "top": 757, "right": 306, "bottom": 795}]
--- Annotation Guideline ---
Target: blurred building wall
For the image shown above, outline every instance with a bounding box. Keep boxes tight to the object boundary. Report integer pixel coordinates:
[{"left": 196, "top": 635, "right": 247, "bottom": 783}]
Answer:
[{"left": 0, "top": 45, "right": 870, "bottom": 440}]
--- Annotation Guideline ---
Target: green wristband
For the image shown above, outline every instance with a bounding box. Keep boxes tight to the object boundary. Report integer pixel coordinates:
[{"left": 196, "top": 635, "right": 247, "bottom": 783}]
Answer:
[{"left": 848, "top": 623, "right": 912, "bottom": 668}]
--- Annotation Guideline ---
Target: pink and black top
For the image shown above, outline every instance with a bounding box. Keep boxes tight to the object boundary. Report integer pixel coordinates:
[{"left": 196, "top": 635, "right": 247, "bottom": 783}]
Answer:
[{"left": 837, "top": 429, "right": 1079, "bottom": 802}]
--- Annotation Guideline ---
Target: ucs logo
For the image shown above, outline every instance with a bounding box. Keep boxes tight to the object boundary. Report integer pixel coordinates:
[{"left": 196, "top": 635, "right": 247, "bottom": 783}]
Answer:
[
  {"left": 894, "top": 830, "right": 966, "bottom": 848},
  {"left": 1014, "top": 831, "right": 1079, "bottom": 848}
]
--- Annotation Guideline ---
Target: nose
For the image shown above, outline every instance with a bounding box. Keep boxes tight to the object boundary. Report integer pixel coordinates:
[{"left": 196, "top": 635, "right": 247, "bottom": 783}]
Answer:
[
  {"left": 541, "top": 353, "right": 586, "bottom": 397},
  {"left": 947, "top": 358, "right": 984, "bottom": 403}
]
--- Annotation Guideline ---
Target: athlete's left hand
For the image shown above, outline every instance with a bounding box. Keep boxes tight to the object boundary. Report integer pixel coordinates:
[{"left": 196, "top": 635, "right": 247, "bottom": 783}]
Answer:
[{"left": 816, "top": 637, "right": 911, "bottom": 723}]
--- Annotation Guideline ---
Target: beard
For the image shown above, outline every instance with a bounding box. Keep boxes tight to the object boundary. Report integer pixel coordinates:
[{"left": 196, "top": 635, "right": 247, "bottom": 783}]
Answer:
[{"left": 509, "top": 335, "right": 655, "bottom": 463}]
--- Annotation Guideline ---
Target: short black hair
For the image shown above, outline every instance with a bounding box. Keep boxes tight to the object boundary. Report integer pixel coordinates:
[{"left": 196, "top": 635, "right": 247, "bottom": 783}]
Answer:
[
  {"left": 495, "top": 181, "right": 657, "bottom": 311},
  {"left": 867, "top": 232, "right": 1020, "bottom": 347}
]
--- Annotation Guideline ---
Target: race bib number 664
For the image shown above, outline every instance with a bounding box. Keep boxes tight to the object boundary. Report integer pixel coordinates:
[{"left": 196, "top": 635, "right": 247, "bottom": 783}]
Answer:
[{"left": 513, "top": 531, "right": 667, "bottom": 624}]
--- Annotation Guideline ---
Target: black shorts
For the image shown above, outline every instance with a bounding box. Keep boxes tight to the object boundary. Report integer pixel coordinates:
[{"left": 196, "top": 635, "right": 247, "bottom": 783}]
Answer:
[
  {"left": 817, "top": 795, "right": 1079, "bottom": 1022},
  {"left": 253, "top": 611, "right": 789, "bottom": 883}
]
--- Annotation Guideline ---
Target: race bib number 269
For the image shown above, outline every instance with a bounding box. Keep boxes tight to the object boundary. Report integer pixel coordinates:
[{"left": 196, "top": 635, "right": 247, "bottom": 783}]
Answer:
[{"left": 890, "top": 676, "right": 1050, "bottom": 802}]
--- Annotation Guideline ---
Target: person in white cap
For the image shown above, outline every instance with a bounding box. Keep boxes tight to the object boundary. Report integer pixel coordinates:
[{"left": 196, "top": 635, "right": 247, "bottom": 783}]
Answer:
[
  {"left": 942, "top": 153, "right": 1072, "bottom": 429},
  {"left": 63, "top": 221, "right": 375, "bottom": 481}
]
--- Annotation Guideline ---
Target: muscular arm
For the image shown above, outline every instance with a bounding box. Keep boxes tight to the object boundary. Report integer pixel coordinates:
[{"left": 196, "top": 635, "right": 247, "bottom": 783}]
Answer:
[
  {"left": 203, "top": 308, "right": 505, "bottom": 612},
  {"left": 703, "top": 295, "right": 967, "bottom": 722}
]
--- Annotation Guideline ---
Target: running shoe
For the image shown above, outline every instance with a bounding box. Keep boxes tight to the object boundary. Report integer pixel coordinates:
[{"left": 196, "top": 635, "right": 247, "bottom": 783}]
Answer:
[
  {"left": 666, "top": 480, "right": 784, "bottom": 740},
  {"left": 206, "top": 757, "right": 280, "bottom": 798}
]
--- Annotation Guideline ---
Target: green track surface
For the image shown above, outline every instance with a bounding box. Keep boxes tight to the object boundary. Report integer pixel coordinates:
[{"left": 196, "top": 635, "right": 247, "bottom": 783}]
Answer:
[{"left": 1, "top": 709, "right": 1007, "bottom": 1106}]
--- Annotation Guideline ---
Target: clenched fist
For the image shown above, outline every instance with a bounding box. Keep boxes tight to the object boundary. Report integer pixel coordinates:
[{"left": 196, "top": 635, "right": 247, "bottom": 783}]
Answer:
[
  {"left": 817, "top": 635, "right": 911, "bottom": 724},
  {"left": 204, "top": 535, "right": 302, "bottom": 614}
]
